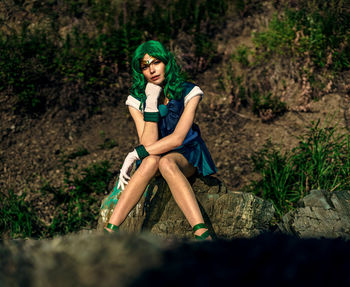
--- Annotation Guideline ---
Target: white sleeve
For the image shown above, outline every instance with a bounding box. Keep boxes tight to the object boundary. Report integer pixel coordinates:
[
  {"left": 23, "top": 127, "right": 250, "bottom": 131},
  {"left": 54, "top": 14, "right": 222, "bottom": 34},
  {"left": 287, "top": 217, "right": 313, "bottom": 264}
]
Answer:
[
  {"left": 125, "top": 95, "right": 141, "bottom": 111},
  {"left": 184, "top": 86, "right": 203, "bottom": 107}
]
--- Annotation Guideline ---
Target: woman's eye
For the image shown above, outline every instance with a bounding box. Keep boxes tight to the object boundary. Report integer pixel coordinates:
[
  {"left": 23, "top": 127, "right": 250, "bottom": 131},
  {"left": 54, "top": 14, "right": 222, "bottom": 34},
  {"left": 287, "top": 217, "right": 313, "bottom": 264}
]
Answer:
[{"left": 154, "top": 60, "right": 161, "bottom": 64}]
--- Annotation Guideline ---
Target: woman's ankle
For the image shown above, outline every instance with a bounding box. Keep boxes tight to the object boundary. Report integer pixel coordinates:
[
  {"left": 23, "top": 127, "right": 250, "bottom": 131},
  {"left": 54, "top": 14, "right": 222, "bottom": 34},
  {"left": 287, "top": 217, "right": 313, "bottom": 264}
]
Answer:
[
  {"left": 104, "top": 223, "right": 119, "bottom": 233},
  {"left": 192, "top": 223, "right": 212, "bottom": 240}
]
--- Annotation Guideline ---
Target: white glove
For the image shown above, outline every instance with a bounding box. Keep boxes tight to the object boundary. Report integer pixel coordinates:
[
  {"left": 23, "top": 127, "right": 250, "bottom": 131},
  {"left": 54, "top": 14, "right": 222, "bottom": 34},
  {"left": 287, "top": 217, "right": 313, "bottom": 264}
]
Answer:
[
  {"left": 145, "top": 82, "right": 162, "bottom": 113},
  {"left": 117, "top": 150, "right": 140, "bottom": 190}
]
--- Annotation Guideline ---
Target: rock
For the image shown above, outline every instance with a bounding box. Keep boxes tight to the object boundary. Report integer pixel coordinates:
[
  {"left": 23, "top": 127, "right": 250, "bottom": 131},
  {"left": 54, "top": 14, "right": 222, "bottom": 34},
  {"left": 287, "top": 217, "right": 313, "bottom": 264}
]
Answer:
[
  {"left": 98, "top": 175, "right": 276, "bottom": 239},
  {"left": 279, "top": 190, "right": 350, "bottom": 240},
  {"left": 131, "top": 233, "right": 350, "bottom": 287},
  {"left": 0, "top": 231, "right": 166, "bottom": 287},
  {"left": 2, "top": 232, "right": 350, "bottom": 287}
]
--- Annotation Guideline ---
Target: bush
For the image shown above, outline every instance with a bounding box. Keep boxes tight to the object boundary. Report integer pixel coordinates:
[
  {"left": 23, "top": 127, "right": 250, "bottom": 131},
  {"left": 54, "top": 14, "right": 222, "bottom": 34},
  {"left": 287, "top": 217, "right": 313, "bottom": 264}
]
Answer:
[
  {"left": 252, "top": 92, "right": 287, "bottom": 122},
  {"left": 48, "top": 160, "right": 113, "bottom": 235},
  {"left": 247, "top": 120, "right": 350, "bottom": 218},
  {"left": 0, "top": 0, "right": 231, "bottom": 115},
  {"left": 0, "top": 161, "right": 114, "bottom": 238},
  {"left": 253, "top": 2, "right": 350, "bottom": 71},
  {"left": 0, "top": 190, "right": 43, "bottom": 238}
]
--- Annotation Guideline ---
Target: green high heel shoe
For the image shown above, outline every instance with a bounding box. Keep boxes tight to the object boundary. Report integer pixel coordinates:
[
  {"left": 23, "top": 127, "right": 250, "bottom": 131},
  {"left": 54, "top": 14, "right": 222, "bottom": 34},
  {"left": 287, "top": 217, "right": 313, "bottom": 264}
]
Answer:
[
  {"left": 104, "top": 223, "right": 119, "bottom": 234},
  {"left": 193, "top": 223, "right": 211, "bottom": 240}
]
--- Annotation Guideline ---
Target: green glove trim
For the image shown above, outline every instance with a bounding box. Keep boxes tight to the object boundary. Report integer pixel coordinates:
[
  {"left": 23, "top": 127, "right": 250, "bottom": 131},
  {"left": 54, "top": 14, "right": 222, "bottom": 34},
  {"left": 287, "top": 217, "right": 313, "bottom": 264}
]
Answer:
[
  {"left": 135, "top": 145, "right": 150, "bottom": 160},
  {"left": 144, "top": 112, "right": 160, "bottom": 122}
]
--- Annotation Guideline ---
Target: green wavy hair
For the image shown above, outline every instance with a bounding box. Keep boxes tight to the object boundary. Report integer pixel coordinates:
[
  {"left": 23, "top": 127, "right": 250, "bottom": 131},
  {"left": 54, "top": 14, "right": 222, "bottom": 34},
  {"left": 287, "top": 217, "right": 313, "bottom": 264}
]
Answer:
[{"left": 130, "top": 40, "right": 184, "bottom": 110}]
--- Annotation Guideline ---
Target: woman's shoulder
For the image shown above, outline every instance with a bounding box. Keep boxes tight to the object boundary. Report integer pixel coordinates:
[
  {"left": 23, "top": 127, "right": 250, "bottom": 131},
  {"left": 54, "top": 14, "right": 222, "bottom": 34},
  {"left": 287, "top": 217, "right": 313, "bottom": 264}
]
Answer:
[{"left": 182, "top": 82, "right": 204, "bottom": 106}]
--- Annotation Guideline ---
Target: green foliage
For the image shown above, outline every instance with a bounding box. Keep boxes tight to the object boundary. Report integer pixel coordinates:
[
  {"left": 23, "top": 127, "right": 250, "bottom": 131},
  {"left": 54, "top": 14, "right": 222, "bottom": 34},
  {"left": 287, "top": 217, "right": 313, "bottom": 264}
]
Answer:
[
  {"left": 99, "top": 138, "right": 118, "bottom": 150},
  {"left": 219, "top": 50, "right": 285, "bottom": 119},
  {"left": 0, "top": 190, "right": 43, "bottom": 238},
  {"left": 1, "top": 0, "right": 231, "bottom": 115},
  {"left": 67, "top": 147, "right": 90, "bottom": 160},
  {"left": 234, "top": 45, "right": 250, "bottom": 67},
  {"left": 0, "top": 28, "right": 57, "bottom": 113},
  {"left": 59, "top": 147, "right": 90, "bottom": 165},
  {"left": 252, "top": 91, "right": 287, "bottom": 121},
  {"left": 218, "top": 50, "right": 251, "bottom": 107},
  {"left": 253, "top": 2, "right": 350, "bottom": 70},
  {"left": 48, "top": 161, "right": 113, "bottom": 235},
  {"left": 233, "top": 0, "right": 262, "bottom": 17},
  {"left": 0, "top": 161, "right": 113, "bottom": 238},
  {"left": 246, "top": 120, "right": 350, "bottom": 218}
]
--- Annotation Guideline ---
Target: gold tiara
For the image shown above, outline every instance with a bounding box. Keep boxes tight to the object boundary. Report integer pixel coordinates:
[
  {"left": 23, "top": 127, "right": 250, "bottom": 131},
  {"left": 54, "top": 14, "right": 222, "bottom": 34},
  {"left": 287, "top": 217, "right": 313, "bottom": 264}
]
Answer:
[{"left": 140, "top": 56, "right": 157, "bottom": 68}]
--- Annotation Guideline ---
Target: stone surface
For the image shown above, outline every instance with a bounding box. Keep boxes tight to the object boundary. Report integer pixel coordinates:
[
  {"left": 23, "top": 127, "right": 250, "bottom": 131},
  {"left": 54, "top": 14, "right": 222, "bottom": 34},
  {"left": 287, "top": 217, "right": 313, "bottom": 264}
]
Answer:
[
  {"left": 0, "top": 231, "right": 166, "bottom": 287},
  {"left": 279, "top": 190, "right": 350, "bottom": 240},
  {"left": 2, "top": 232, "right": 350, "bottom": 287},
  {"left": 98, "top": 175, "right": 276, "bottom": 239}
]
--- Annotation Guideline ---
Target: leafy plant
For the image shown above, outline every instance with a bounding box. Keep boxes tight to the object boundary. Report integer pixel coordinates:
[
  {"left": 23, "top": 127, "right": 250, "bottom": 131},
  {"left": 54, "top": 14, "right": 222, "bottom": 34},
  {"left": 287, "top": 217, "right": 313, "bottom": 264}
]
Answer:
[
  {"left": 234, "top": 45, "right": 250, "bottom": 67},
  {"left": 48, "top": 160, "right": 113, "bottom": 235},
  {"left": 0, "top": 190, "right": 43, "bottom": 238},
  {"left": 0, "top": 160, "right": 114, "bottom": 238},
  {"left": 252, "top": 91, "right": 287, "bottom": 121},
  {"left": 246, "top": 120, "right": 350, "bottom": 218},
  {"left": 99, "top": 138, "right": 118, "bottom": 150},
  {"left": 253, "top": 2, "right": 350, "bottom": 71},
  {"left": 67, "top": 147, "right": 90, "bottom": 160},
  {"left": 1, "top": 0, "right": 232, "bottom": 115}
]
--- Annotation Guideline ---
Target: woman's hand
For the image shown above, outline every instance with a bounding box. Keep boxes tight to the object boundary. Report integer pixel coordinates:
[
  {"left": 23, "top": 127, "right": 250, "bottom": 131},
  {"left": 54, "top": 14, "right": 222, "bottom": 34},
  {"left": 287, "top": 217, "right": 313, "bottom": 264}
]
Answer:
[
  {"left": 117, "top": 150, "right": 140, "bottom": 190},
  {"left": 144, "top": 82, "right": 162, "bottom": 113}
]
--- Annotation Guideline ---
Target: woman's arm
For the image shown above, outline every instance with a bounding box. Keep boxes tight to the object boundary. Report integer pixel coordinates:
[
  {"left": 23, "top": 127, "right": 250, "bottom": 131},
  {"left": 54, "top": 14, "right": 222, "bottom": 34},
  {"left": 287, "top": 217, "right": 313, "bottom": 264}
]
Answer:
[
  {"left": 129, "top": 106, "right": 158, "bottom": 146},
  {"left": 145, "top": 95, "right": 201, "bottom": 155},
  {"left": 118, "top": 95, "right": 200, "bottom": 190}
]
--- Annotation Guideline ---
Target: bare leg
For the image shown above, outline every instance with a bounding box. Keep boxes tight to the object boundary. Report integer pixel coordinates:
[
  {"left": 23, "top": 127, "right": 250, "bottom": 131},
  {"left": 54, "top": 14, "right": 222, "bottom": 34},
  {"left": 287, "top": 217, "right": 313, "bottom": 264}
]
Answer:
[
  {"left": 107, "top": 155, "right": 160, "bottom": 229},
  {"left": 158, "top": 152, "right": 211, "bottom": 239}
]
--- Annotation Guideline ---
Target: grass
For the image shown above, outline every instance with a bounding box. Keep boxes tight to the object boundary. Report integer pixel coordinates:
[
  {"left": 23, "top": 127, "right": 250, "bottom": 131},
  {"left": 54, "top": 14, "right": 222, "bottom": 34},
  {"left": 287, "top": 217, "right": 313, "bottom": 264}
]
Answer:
[
  {"left": 253, "top": 2, "right": 350, "bottom": 71},
  {"left": 0, "top": 160, "right": 114, "bottom": 239},
  {"left": 252, "top": 92, "right": 287, "bottom": 122},
  {"left": 49, "top": 160, "right": 113, "bottom": 236},
  {"left": 246, "top": 119, "right": 350, "bottom": 218},
  {"left": 0, "top": 190, "right": 43, "bottom": 238},
  {"left": 0, "top": 0, "right": 230, "bottom": 115},
  {"left": 219, "top": 49, "right": 287, "bottom": 120}
]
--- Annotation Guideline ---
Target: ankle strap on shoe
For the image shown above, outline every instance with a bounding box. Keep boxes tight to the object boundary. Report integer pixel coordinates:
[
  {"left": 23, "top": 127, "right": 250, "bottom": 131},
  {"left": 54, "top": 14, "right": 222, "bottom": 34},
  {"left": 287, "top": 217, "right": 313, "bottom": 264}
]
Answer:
[
  {"left": 192, "top": 223, "right": 207, "bottom": 232},
  {"left": 195, "top": 230, "right": 210, "bottom": 240},
  {"left": 107, "top": 223, "right": 119, "bottom": 232}
]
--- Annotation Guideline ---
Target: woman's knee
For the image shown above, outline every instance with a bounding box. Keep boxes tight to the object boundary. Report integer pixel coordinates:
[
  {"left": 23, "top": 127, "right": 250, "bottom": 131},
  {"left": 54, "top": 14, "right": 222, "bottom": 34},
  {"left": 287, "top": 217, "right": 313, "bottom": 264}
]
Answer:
[
  {"left": 159, "top": 156, "right": 178, "bottom": 178},
  {"left": 138, "top": 155, "right": 160, "bottom": 175}
]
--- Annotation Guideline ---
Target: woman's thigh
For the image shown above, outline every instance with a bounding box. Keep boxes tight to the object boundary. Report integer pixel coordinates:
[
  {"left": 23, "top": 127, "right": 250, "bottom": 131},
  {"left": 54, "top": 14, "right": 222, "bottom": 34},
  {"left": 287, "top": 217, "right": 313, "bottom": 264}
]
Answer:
[{"left": 159, "top": 152, "right": 196, "bottom": 178}]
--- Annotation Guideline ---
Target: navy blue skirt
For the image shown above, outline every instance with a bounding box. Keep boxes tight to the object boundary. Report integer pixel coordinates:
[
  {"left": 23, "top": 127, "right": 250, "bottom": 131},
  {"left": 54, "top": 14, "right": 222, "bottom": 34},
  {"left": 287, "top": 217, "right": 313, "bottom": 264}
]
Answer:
[{"left": 172, "top": 137, "right": 217, "bottom": 176}]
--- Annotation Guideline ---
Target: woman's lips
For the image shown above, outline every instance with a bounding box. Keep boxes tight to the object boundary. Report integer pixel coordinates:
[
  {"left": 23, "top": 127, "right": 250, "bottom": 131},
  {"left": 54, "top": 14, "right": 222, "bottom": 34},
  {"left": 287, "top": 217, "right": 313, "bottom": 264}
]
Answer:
[{"left": 151, "top": 75, "right": 160, "bottom": 81}]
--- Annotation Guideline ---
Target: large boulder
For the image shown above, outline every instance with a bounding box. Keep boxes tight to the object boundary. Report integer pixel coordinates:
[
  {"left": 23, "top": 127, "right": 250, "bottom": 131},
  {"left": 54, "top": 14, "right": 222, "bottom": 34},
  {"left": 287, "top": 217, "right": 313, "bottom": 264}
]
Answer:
[
  {"left": 279, "top": 190, "right": 350, "bottom": 240},
  {"left": 98, "top": 175, "right": 276, "bottom": 239},
  {"left": 0, "top": 232, "right": 165, "bottom": 287},
  {"left": 2, "top": 232, "right": 350, "bottom": 287}
]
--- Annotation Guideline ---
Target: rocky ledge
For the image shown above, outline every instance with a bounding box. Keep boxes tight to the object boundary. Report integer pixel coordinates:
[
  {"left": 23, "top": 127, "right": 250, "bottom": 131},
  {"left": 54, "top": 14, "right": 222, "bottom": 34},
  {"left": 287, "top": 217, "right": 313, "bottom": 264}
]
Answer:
[
  {"left": 98, "top": 175, "right": 276, "bottom": 239},
  {"left": 1, "top": 232, "right": 350, "bottom": 287}
]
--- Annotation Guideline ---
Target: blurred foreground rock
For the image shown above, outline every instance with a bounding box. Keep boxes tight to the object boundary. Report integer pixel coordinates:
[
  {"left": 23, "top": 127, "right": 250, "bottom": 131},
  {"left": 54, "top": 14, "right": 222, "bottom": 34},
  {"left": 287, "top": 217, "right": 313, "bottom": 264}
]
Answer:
[
  {"left": 98, "top": 175, "right": 276, "bottom": 239},
  {"left": 0, "top": 232, "right": 165, "bottom": 287},
  {"left": 1, "top": 232, "right": 350, "bottom": 287},
  {"left": 279, "top": 190, "right": 350, "bottom": 240}
]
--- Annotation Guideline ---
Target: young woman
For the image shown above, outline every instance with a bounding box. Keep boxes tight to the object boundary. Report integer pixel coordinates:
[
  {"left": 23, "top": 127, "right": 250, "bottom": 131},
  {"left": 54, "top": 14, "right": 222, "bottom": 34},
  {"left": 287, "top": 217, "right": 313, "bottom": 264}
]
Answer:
[{"left": 105, "top": 40, "right": 217, "bottom": 240}]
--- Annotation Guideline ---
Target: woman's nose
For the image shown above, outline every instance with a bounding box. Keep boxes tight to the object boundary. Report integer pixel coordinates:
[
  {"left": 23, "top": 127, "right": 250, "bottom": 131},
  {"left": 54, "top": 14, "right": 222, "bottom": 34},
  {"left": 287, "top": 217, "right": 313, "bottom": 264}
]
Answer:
[{"left": 149, "top": 64, "right": 155, "bottom": 74}]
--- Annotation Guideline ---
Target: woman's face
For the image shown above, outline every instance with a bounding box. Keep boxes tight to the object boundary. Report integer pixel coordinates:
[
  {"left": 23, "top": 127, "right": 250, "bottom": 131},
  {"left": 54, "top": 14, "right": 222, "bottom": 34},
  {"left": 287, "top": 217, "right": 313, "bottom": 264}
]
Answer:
[{"left": 141, "top": 53, "right": 166, "bottom": 86}]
